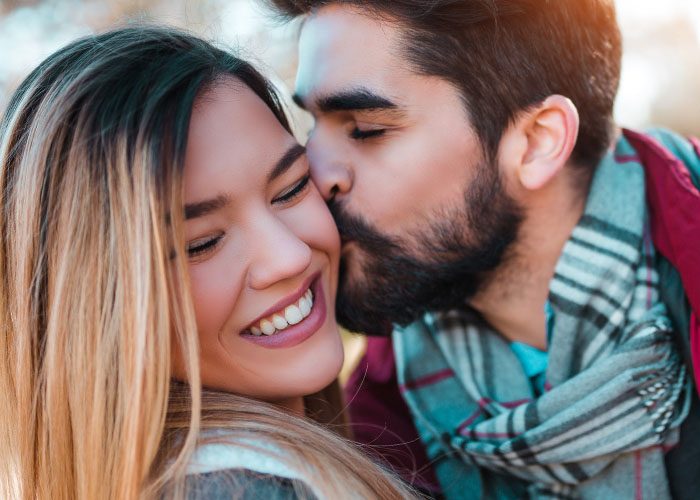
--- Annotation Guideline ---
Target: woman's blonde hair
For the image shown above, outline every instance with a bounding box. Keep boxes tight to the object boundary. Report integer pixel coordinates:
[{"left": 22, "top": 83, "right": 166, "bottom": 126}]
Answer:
[{"left": 0, "top": 26, "right": 417, "bottom": 500}]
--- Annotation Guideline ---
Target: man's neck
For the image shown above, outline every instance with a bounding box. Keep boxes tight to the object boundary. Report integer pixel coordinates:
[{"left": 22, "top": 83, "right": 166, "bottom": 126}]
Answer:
[{"left": 469, "top": 174, "right": 589, "bottom": 350}]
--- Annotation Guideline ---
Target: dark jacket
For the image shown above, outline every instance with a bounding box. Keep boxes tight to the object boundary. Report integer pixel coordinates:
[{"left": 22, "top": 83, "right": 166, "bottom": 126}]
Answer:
[{"left": 183, "top": 469, "right": 315, "bottom": 500}]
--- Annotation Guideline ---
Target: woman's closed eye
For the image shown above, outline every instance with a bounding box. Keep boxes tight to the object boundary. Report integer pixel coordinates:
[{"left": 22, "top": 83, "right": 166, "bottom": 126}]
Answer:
[
  {"left": 185, "top": 174, "right": 310, "bottom": 260},
  {"left": 272, "top": 174, "right": 311, "bottom": 205},
  {"left": 186, "top": 234, "right": 223, "bottom": 258}
]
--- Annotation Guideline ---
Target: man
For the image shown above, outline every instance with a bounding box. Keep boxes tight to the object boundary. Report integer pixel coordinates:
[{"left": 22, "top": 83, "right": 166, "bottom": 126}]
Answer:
[{"left": 267, "top": 1, "right": 700, "bottom": 498}]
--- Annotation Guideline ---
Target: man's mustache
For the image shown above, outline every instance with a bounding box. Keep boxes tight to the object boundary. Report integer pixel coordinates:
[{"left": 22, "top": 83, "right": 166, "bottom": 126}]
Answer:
[{"left": 327, "top": 199, "right": 400, "bottom": 254}]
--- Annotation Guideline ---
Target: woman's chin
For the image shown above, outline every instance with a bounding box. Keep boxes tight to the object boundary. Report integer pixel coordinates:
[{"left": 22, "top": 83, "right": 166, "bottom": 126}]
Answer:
[{"left": 283, "top": 323, "right": 345, "bottom": 398}]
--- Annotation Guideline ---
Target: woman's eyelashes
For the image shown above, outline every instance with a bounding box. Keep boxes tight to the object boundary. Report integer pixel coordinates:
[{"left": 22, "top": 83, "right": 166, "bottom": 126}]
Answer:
[
  {"left": 272, "top": 173, "right": 311, "bottom": 204},
  {"left": 186, "top": 234, "right": 223, "bottom": 258},
  {"left": 186, "top": 175, "right": 310, "bottom": 260}
]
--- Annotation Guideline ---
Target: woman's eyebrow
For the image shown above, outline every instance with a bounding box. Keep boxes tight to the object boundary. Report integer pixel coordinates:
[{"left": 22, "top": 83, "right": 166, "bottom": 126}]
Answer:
[
  {"left": 184, "top": 193, "right": 231, "bottom": 220},
  {"left": 184, "top": 144, "right": 306, "bottom": 220},
  {"left": 267, "top": 143, "right": 306, "bottom": 183}
]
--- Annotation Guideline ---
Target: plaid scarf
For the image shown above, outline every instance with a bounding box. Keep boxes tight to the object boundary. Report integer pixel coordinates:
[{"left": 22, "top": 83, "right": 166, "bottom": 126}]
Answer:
[{"left": 393, "top": 143, "right": 691, "bottom": 499}]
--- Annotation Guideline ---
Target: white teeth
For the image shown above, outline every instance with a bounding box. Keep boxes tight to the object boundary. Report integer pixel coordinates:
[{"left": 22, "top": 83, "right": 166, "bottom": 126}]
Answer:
[
  {"left": 249, "top": 286, "right": 316, "bottom": 336},
  {"left": 272, "top": 314, "right": 288, "bottom": 330},
  {"left": 260, "top": 320, "right": 276, "bottom": 336},
  {"left": 285, "top": 304, "right": 303, "bottom": 325},
  {"left": 299, "top": 296, "right": 311, "bottom": 316}
]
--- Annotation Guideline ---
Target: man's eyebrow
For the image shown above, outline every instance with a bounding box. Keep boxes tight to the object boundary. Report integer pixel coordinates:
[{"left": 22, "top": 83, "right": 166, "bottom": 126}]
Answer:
[
  {"left": 267, "top": 143, "right": 306, "bottom": 183},
  {"left": 184, "top": 193, "right": 231, "bottom": 220},
  {"left": 294, "top": 88, "right": 403, "bottom": 116}
]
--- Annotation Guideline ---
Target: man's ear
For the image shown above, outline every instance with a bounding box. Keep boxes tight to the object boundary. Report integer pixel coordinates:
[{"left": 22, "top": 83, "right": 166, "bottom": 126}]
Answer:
[{"left": 503, "top": 95, "right": 579, "bottom": 191}]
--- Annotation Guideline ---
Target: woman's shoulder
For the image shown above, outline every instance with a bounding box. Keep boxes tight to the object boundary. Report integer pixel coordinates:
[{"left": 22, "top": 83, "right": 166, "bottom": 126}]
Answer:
[
  {"left": 183, "top": 436, "right": 316, "bottom": 499},
  {"left": 184, "top": 468, "right": 315, "bottom": 500},
  {"left": 187, "top": 436, "right": 299, "bottom": 479}
]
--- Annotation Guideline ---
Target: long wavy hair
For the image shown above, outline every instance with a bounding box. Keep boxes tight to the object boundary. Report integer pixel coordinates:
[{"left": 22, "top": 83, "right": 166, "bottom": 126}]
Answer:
[{"left": 0, "top": 26, "right": 416, "bottom": 500}]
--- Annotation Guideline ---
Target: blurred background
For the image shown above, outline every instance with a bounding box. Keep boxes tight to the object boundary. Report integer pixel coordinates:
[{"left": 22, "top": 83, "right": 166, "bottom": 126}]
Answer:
[
  {"left": 1, "top": 0, "right": 698, "bottom": 378},
  {"left": 1, "top": 0, "right": 699, "bottom": 135}
]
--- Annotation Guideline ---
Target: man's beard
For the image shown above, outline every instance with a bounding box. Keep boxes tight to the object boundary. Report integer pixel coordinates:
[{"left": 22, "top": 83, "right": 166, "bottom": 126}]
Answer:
[{"left": 330, "top": 160, "right": 523, "bottom": 335}]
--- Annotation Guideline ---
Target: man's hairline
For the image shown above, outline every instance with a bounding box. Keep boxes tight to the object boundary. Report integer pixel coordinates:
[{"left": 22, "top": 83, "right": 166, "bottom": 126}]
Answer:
[
  {"left": 292, "top": 2, "right": 555, "bottom": 165},
  {"left": 294, "top": 4, "right": 470, "bottom": 118}
]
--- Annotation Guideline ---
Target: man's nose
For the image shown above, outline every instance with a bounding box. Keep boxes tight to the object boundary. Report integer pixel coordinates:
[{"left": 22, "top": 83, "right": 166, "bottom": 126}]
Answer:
[{"left": 306, "top": 137, "right": 354, "bottom": 202}]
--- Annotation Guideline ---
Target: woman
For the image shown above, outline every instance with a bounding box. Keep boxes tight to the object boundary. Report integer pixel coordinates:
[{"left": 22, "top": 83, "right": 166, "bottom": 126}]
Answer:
[{"left": 0, "top": 27, "right": 416, "bottom": 499}]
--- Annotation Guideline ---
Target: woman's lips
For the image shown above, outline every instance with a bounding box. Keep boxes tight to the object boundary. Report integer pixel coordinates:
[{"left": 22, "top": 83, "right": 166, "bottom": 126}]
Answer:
[
  {"left": 242, "top": 272, "right": 319, "bottom": 331},
  {"left": 239, "top": 275, "right": 327, "bottom": 349}
]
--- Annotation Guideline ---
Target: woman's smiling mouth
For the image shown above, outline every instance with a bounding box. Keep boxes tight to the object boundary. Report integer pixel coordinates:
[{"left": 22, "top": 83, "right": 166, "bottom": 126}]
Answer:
[
  {"left": 249, "top": 287, "right": 314, "bottom": 336},
  {"left": 240, "top": 272, "right": 327, "bottom": 348}
]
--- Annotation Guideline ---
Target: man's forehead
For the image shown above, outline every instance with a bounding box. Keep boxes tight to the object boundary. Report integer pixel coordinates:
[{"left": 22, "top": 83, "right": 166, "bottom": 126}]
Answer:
[{"left": 295, "top": 4, "right": 404, "bottom": 106}]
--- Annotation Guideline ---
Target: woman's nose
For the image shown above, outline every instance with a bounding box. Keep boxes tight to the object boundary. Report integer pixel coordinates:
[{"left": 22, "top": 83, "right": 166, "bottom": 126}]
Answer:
[{"left": 247, "top": 219, "right": 312, "bottom": 291}]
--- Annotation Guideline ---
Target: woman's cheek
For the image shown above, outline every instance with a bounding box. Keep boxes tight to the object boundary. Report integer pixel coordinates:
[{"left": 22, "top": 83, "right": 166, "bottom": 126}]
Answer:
[
  {"left": 188, "top": 243, "right": 246, "bottom": 337},
  {"left": 286, "top": 190, "right": 340, "bottom": 258}
]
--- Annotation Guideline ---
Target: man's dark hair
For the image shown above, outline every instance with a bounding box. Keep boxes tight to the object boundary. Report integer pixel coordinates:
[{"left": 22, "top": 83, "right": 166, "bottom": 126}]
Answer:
[{"left": 268, "top": 0, "right": 622, "bottom": 169}]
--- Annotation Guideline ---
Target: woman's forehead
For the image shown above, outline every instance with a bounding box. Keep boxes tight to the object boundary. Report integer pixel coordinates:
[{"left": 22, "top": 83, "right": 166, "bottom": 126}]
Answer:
[{"left": 183, "top": 83, "right": 296, "bottom": 202}]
